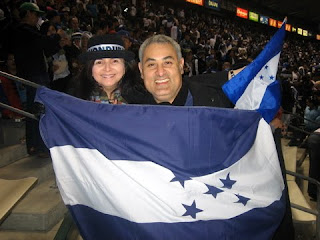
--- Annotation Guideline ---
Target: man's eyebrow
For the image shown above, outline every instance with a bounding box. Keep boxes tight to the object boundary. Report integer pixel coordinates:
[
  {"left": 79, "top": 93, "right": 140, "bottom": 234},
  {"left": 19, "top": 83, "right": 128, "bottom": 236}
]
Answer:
[{"left": 144, "top": 56, "right": 175, "bottom": 63}]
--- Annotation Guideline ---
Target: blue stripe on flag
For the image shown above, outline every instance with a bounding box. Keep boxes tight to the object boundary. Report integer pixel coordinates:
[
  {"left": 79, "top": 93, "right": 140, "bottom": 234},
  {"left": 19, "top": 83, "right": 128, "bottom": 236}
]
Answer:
[
  {"left": 36, "top": 87, "right": 260, "bottom": 176},
  {"left": 69, "top": 195, "right": 285, "bottom": 240}
]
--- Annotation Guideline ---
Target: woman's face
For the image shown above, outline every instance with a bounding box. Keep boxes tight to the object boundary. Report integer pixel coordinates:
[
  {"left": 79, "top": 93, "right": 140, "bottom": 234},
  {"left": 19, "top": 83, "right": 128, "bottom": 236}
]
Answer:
[{"left": 92, "top": 58, "right": 126, "bottom": 91}]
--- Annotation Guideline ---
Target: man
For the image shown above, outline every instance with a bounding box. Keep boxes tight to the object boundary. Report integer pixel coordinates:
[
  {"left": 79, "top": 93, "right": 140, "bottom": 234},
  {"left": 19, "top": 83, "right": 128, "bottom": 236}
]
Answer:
[
  {"left": 67, "top": 16, "right": 81, "bottom": 35},
  {"left": 137, "top": 34, "right": 235, "bottom": 107},
  {"left": 68, "top": 32, "right": 82, "bottom": 76},
  {"left": 8, "top": 2, "right": 61, "bottom": 156},
  {"left": 137, "top": 34, "right": 294, "bottom": 240},
  {"left": 307, "top": 128, "right": 320, "bottom": 201},
  {"left": 46, "top": 9, "right": 61, "bottom": 30}
]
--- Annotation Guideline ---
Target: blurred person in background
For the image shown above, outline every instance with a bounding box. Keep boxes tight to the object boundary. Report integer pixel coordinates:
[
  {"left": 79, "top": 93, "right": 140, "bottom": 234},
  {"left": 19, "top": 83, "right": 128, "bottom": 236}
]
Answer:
[
  {"left": 40, "top": 21, "right": 73, "bottom": 93},
  {"left": 0, "top": 54, "right": 23, "bottom": 119},
  {"left": 8, "top": 2, "right": 62, "bottom": 157}
]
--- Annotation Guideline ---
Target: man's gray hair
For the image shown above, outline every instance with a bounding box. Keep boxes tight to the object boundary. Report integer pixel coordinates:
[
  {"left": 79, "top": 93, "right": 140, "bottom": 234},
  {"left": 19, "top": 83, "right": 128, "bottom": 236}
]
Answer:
[{"left": 138, "top": 34, "right": 182, "bottom": 62}]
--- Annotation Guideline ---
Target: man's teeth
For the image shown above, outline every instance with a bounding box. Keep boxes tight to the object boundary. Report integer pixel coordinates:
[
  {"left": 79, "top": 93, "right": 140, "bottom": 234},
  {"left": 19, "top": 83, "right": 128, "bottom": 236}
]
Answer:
[{"left": 155, "top": 79, "right": 169, "bottom": 83}]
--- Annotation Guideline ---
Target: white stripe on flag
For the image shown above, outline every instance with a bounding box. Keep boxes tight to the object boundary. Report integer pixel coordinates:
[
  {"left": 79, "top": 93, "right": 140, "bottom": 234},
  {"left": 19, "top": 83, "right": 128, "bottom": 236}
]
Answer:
[
  {"left": 50, "top": 119, "right": 284, "bottom": 223},
  {"left": 235, "top": 52, "right": 280, "bottom": 110}
]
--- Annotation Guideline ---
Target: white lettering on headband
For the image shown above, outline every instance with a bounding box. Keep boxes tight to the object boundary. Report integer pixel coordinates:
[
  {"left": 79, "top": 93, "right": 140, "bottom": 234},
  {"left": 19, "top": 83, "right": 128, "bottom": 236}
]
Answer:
[{"left": 87, "top": 44, "right": 124, "bottom": 52}]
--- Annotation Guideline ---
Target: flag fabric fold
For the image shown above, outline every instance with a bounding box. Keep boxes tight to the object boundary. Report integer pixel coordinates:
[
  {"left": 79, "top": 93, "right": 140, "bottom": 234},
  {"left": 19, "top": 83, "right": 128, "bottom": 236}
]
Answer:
[
  {"left": 36, "top": 87, "right": 285, "bottom": 240},
  {"left": 222, "top": 19, "right": 286, "bottom": 123}
]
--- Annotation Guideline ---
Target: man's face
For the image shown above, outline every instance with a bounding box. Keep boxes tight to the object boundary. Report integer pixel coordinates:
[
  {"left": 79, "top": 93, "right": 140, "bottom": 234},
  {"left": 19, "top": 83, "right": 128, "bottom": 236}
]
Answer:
[
  {"left": 71, "top": 17, "right": 79, "bottom": 30},
  {"left": 28, "top": 11, "right": 40, "bottom": 27},
  {"left": 122, "top": 37, "right": 132, "bottom": 50},
  {"left": 138, "top": 43, "right": 184, "bottom": 103}
]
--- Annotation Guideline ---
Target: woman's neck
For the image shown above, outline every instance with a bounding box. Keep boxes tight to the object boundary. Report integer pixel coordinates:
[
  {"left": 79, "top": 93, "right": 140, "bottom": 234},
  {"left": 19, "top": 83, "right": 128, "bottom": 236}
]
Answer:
[{"left": 102, "top": 88, "right": 114, "bottom": 100}]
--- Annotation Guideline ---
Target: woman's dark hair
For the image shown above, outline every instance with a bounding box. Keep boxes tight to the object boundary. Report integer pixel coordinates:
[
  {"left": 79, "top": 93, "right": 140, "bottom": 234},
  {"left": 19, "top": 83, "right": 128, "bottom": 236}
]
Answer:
[
  {"left": 39, "top": 21, "right": 56, "bottom": 35},
  {"left": 67, "top": 60, "right": 147, "bottom": 103}
]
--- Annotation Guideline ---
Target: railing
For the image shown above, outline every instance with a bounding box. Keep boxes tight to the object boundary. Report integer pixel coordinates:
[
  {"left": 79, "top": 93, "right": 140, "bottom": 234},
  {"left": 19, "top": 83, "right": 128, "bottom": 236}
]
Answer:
[
  {"left": 0, "top": 71, "right": 39, "bottom": 120},
  {"left": 286, "top": 170, "right": 320, "bottom": 240}
]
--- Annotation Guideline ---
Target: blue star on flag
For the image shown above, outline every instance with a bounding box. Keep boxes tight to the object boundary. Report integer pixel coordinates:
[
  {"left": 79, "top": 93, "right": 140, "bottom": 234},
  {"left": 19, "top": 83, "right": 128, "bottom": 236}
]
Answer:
[
  {"left": 182, "top": 200, "right": 203, "bottom": 219},
  {"left": 269, "top": 75, "right": 274, "bottom": 80},
  {"left": 204, "top": 184, "right": 224, "bottom": 198},
  {"left": 170, "top": 175, "right": 191, "bottom": 188},
  {"left": 235, "top": 194, "right": 250, "bottom": 206},
  {"left": 220, "top": 173, "right": 236, "bottom": 189}
]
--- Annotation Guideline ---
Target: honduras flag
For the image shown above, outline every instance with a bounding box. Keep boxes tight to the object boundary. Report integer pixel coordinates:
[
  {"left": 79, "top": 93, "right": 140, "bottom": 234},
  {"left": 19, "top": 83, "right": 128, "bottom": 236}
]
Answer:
[
  {"left": 222, "top": 19, "right": 287, "bottom": 123},
  {"left": 36, "top": 87, "right": 285, "bottom": 240}
]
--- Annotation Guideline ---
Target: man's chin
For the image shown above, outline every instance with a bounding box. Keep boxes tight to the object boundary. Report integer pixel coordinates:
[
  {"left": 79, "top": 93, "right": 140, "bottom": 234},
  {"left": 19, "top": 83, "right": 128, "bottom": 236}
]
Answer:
[{"left": 154, "top": 94, "right": 173, "bottom": 104}]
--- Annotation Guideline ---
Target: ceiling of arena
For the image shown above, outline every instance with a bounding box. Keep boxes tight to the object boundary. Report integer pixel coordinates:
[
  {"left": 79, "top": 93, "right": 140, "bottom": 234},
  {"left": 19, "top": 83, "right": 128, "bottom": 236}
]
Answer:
[{"left": 232, "top": 0, "right": 320, "bottom": 29}]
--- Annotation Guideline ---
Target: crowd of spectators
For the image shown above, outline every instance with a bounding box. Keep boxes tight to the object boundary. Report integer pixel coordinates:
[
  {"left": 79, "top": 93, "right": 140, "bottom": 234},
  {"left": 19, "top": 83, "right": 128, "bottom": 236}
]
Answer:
[{"left": 1, "top": 0, "right": 320, "bottom": 125}]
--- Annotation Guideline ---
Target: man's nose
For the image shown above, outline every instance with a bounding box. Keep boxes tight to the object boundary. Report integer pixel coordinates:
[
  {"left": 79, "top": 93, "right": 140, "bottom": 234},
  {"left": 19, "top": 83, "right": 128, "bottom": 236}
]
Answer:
[{"left": 156, "top": 64, "right": 165, "bottom": 76}]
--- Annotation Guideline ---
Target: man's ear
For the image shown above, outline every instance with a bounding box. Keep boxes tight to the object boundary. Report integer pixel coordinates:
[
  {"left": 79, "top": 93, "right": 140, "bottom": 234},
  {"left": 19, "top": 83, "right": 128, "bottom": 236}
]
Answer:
[
  {"left": 179, "top": 58, "right": 185, "bottom": 75},
  {"left": 138, "top": 62, "right": 144, "bottom": 79}
]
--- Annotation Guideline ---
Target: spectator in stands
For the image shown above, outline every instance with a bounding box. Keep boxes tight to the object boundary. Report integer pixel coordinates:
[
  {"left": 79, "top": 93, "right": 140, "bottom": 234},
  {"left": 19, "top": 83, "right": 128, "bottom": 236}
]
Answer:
[
  {"left": 6, "top": 53, "right": 26, "bottom": 106},
  {"left": 86, "top": 0, "right": 98, "bottom": 19},
  {"left": 222, "top": 61, "right": 231, "bottom": 71},
  {"left": 289, "top": 95, "right": 320, "bottom": 146},
  {"left": 307, "top": 128, "right": 320, "bottom": 201},
  {"left": 46, "top": 9, "right": 61, "bottom": 30},
  {"left": 9, "top": 2, "right": 62, "bottom": 157},
  {"left": 68, "top": 34, "right": 144, "bottom": 105},
  {"left": 182, "top": 48, "right": 194, "bottom": 77},
  {"left": 93, "top": 19, "right": 109, "bottom": 35},
  {"left": 68, "top": 32, "right": 83, "bottom": 76},
  {"left": 194, "top": 48, "right": 207, "bottom": 75},
  {"left": 108, "top": 17, "right": 119, "bottom": 34},
  {"left": 117, "top": 30, "right": 133, "bottom": 51},
  {"left": 59, "top": 6, "right": 71, "bottom": 29},
  {"left": 75, "top": 2, "right": 91, "bottom": 27},
  {"left": 80, "top": 31, "right": 93, "bottom": 53},
  {"left": 180, "top": 32, "right": 194, "bottom": 53},
  {"left": 136, "top": 34, "right": 294, "bottom": 240},
  {"left": 0, "top": 55, "right": 23, "bottom": 119},
  {"left": 40, "top": 21, "right": 73, "bottom": 93},
  {"left": 40, "top": 21, "right": 59, "bottom": 81},
  {"left": 68, "top": 16, "right": 81, "bottom": 35},
  {"left": 304, "top": 96, "right": 320, "bottom": 132},
  {"left": 225, "top": 48, "right": 237, "bottom": 66}
]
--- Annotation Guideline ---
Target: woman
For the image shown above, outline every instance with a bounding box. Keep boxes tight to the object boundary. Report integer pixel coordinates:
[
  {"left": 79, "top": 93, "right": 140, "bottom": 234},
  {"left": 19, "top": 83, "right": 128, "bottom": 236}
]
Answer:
[{"left": 69, "top": 34, "right": 145, "bottom": 104}]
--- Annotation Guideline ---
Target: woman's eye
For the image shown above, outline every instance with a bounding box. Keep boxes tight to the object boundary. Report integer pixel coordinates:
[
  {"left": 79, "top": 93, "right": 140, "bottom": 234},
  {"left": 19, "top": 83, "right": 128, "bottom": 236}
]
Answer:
[{"left": 94, "top": 60, "right": 102, "bottom": 64}]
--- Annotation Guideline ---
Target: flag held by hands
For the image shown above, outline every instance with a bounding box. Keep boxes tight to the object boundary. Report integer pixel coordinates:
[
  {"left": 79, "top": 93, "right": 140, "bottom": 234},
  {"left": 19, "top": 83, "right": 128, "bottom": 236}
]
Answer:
[{"left": 36, "top": 87, "right": 286, "bottom": 240}]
